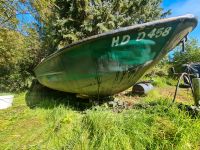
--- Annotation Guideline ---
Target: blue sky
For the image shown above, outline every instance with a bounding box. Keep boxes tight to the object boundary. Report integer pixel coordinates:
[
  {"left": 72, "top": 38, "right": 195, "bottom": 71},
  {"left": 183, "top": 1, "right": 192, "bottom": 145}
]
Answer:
[{"left": 162, "top": 0, "right": 200, "bottom": 41}]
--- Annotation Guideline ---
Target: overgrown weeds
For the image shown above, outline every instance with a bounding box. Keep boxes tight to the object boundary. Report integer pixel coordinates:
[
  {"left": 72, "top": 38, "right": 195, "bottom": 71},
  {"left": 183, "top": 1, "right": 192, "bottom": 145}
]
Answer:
[{"left": 0, "top": 92, "right": 199, "bottom": 150}]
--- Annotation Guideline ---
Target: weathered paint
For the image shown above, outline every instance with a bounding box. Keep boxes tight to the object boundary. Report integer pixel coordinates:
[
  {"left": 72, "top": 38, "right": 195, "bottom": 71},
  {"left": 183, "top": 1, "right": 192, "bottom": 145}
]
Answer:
[
  {"left": 192, "top": 78, "right": 200, "bottom": 106},
  {"left": 34, "top": 14, "right": 198, "bottom": 97}
]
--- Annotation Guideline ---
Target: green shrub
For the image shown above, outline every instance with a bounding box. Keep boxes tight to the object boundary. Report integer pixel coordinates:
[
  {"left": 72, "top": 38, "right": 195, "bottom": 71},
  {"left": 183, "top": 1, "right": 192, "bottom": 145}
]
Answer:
[
  {"left": 43, "top": 0, "right": 170, "bottom": 53},
  {"left": 0, "top": 28, "right": 41, "bottom": 92},
  {"left": 172, "top": 39, "right": 200, "bottom": 72}
]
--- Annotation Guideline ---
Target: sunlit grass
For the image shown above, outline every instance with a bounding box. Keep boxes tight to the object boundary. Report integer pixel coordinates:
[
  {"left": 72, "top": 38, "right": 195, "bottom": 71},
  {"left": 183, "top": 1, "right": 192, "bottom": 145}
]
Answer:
[
  {"left": 0, "top": 90, "right": 199, "bottom": 149},
  {"left": 0, "top": 93, "right": 13, "bottom": 96}
]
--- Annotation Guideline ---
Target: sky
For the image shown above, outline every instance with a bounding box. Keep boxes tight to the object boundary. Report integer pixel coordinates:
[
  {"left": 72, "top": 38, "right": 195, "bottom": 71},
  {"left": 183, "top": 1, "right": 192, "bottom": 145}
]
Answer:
[
  {"left": 162, "top": 0, "right": 200, "bottom": 41},
  {"left": 162, "top": 0, "right": 200, "bottom": 59}
]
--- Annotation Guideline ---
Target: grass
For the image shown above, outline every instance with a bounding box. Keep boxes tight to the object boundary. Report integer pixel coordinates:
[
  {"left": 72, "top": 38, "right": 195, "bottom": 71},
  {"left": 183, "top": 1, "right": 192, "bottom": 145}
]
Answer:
[
  {"left": 146, "top": 76, "right": 177, "bottom": 87},
  {"left": 0, "top": 93, "right": 12, "bottom": 96},
  {"left": 0, "top": 82, "right": 200, "bottom": 149}
]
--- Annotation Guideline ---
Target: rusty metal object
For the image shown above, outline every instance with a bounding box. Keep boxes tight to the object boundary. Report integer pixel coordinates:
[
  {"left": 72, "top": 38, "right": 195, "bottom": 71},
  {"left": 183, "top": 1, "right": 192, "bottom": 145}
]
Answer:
[{"left": 132, "top": 83, "right": 154, "bottom": 95}]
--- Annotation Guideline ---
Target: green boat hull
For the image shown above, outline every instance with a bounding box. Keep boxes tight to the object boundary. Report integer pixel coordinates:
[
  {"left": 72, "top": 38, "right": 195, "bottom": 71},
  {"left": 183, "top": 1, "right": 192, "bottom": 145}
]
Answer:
[{"left": 34, "top": 14, "right": 198, "bottom": 97}]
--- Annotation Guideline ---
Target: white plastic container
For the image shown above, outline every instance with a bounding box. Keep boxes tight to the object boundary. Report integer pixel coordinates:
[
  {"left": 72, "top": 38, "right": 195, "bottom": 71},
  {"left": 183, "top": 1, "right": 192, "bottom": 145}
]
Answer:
[{"left": 0, "top": 95, "right": 14, "bottom": 109}]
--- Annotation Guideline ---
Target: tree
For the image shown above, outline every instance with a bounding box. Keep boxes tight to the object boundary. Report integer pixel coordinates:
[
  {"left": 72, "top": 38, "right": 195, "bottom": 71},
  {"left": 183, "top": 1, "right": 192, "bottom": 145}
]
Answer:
[
  {"left": 173, "top": 39, "right": 200, "bottom": 69},
  {"left": 0, "top": 0, "right": 44, "bottom": 92},
  {"left": 0, "top": 0, "right": 19, "bottom": 29},
  {"left": 43, "top": 0, "right": 170, "bottom": 55},
  {"left": 0, "top": 26, "right": 42, "bottom": 92}
]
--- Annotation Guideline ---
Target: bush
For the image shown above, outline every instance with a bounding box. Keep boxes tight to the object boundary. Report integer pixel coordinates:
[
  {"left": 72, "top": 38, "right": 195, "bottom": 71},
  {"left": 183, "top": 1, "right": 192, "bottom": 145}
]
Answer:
[
  {"left": 172, "top": 39, "right": 200, "bottom": 72},
  {"left": 145, "top": 55, "right": 171, "bottom": 78},
  {"left": 0, "top": 28, "right": 41, "bottom": 92},
  {"left": 43, "top": 0, "right": 170, "bottom": 54}
]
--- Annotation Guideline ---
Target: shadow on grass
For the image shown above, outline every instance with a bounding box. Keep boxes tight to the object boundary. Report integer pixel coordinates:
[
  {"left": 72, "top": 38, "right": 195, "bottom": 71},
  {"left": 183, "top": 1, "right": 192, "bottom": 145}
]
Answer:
[
  {"left": 25, "top": 80, "right": 199, "bottom": 116},
  {"left": 25, "top": 80, "right": 107, "bottom": 111},
  {"left": 124, "top": 91, "right": 146, "bottom": 97}
]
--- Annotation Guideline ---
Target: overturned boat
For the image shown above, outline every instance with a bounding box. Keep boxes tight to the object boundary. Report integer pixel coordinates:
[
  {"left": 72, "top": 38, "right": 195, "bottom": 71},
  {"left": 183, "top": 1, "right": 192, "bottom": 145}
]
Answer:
[{"left": 34, "top": 14, "right": 198, "bottom": 97}]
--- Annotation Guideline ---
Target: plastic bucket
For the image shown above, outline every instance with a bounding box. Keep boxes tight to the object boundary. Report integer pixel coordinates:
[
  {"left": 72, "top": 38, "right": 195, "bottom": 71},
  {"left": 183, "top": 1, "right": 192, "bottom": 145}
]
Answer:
[{"left": 0, "top": 95, "right": 14, "bottom": 109}]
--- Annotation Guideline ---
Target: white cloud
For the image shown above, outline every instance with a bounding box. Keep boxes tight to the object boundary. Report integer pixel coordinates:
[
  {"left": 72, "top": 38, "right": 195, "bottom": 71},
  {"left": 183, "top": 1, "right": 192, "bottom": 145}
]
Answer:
[{"left": 167, "top": 0, "right": 200, "bottom": 17}]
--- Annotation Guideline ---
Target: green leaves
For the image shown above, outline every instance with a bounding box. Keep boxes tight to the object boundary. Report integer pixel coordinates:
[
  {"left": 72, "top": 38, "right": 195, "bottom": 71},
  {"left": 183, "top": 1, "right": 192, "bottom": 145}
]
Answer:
[
  {"left": 0, "top": 27, "right": 41, "bottom": 92},
  {"left": 43, "top": 0, "right": 170, "bottom": 52},
  {"left": 173, "top": 39, "right": 200, "bottom": 70}
]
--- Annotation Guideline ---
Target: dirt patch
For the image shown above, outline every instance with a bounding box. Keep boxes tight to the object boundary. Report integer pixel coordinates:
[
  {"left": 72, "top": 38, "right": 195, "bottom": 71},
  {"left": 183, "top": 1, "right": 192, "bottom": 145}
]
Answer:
[
  {"left": 115, "top": 86, "right": 194, "bottom": 105},
  {"left": 156, "top": 86, "right": 193, "bottom": 103}
]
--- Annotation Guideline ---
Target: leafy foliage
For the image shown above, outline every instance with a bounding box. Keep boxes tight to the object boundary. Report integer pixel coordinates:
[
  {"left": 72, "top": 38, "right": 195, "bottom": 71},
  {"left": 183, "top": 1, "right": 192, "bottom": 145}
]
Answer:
[
  {"left": 0, "top": 0, "right": 19, "bottom": 29},
  {"left": 0, "top": 1, "right": 45, "bottom": 92},
  {"left": 145, "top": 56, "right": 171, "bottom": 77},
  {"left": 172, "top": 39, "right": 200, "bottom": 71},
  {"left": 0, "top": 27, "right": 41, "bottom": 92},
  {"left": 43, "top": 0, "right": 170, "bottom": 54},
  {"left": 0, "top": 0, "right": 53, "bottom": 30}
]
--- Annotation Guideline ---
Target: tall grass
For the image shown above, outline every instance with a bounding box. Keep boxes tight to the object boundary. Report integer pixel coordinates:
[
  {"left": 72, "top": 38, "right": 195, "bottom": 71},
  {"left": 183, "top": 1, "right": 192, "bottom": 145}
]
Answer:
[{"left": 0, "top": 93, "right": 199, "bottom": 150}]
